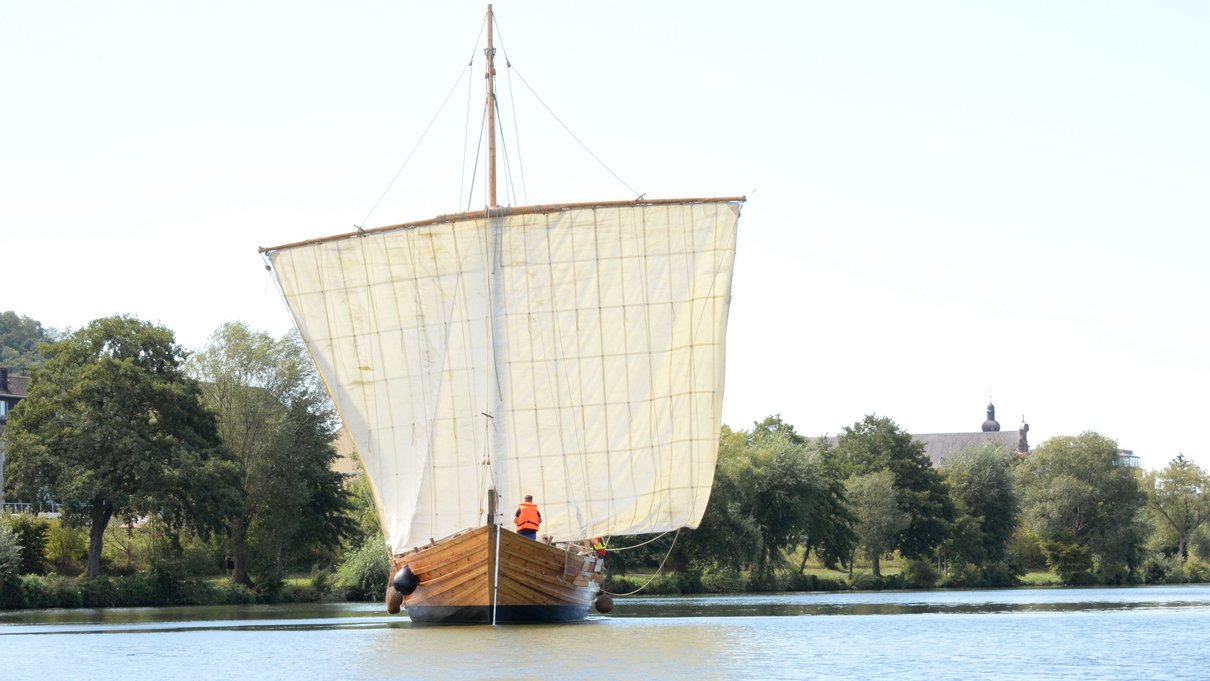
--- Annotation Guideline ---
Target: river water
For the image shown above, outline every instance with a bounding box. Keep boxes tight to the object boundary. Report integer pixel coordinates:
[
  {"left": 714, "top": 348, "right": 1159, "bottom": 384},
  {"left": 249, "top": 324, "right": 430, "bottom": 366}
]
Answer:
[{"left": 3, "top": 585, "right": 1209, "bottom": 680}]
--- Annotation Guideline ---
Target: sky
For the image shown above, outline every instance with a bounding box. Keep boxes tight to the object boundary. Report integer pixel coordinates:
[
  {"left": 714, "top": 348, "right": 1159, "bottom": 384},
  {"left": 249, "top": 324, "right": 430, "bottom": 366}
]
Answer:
[{"left": 3, "top": 1, "right": 1207, "bottom": 472}]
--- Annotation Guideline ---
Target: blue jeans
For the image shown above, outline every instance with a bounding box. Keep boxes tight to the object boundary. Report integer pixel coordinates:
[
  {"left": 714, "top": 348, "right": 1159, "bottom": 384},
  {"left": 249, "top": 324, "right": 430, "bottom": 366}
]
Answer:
[{"left": 519, "top": 529, "right": 537, "bottom": 540}]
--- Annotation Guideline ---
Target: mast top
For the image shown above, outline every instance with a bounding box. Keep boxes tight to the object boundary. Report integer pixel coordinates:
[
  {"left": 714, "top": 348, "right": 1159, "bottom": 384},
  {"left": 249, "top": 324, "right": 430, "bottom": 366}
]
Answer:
[{"left": 486, "top": 4, "right": 498, "bottom": 209}]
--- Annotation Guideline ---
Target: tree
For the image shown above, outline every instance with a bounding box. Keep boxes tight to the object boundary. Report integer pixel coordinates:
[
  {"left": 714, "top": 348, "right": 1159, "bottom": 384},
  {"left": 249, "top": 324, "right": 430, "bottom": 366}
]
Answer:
[
  {"left": 846, "top": 470, "right": 909, "bottom": 577},
  {"left": 1145, "top": 455, "right": 1208, "bottom": 563},
  {"left": 0, "top": 520, "right": 21, "bottom": 584},
  {"left": 941, "top": 441, "right": 1019, "bottom": 564},
  {"left": 830, "top": 415, "right": 954, "bottom": 560},
  {"left": 1016, "top": 432, "right": 1146, "bottom": 582},
  {"left": 675, "top": 425, "right": 763, "bottom": 573},
  {"left": 668, "top": 418, "right": 854, "bottom": 580},
  {"left": 187, "top": 322, "right": 352, "bottom": 588},
  {"left": 0, "top": 311, "right": 57, "bottom": 369},
  {"left": 797, "top": 437, "right": 857, "bottom": 572},
  {"left": 2, "top": 316, "right": 226, "bottom": 578},
  {"left": 744, "top": 424, "right": 832, "bottom": 576}
]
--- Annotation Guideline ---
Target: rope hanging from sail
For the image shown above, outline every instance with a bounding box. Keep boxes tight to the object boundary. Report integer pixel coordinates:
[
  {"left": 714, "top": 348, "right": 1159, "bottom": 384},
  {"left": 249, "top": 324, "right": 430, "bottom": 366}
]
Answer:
[{"left": 601, "top": 529, "right": 681, "bottom": 597}]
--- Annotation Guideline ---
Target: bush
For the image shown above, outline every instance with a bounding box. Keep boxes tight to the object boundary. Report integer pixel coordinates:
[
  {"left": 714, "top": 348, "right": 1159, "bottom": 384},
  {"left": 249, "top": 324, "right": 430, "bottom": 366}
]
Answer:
[
  {"left": 849, "top": 573, "right": 905, "bottom": 591},
  {"left": 338, "top": 540, "right": 389, "bottom": 601},
  {"left": 4, "top": 514, "right": 50, "bottom": 575},
  {"left": 1190, "top": 526, "right": 1210, "bottom": 562},
  {"left": 1040, "top": 540, "right": 1093, "bottom": 585},
  {"left": 45, "top": 523, "right": 86, "bottom": 576},
  {"left": 904, "top": 559, "right": 939, "bottom": 589},
  {"left": 980, "top": 560, "right": 1023, "bottom": 587},
  {"left": 281, "top": 569, "right": 338, "bottom": 603},
  {"left": 1009, "top": 530, "right": 1048, "bottom": 570},
  {"left": 601, "top": 572, "right": 702, "bottom": 596},
  {"left": 0, "top": 521, "right": 21, "bottom": 584},
  {"left": 1143, "top": 555, "right": 1210, "bottom": 585},
  {"left": 701, "top": 568, "right": 745, "bottom": 593},
  {"left": 15, "top": 574, "right": 84, "bottom": 608},
  {"left": 745, "top": 571, "right": 784, "bottom": 593},
  {"left": 784, "top": 572, "right": 846, "bottom": 593},
  {"left": 941, "top": 562, "right": 981, "bottom": 588},
  {"left": 1142, "top": 555, "right": 1175, "bottom": 585},
  {"left": 1185, "top": 559, "right": 1210, "bottom": 584}
]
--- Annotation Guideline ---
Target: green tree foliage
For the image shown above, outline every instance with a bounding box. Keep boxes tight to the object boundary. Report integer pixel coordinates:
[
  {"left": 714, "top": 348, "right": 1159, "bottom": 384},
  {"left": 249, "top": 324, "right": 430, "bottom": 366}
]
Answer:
[
  {"left": 1016, "top": 432, "right": 1146, "bottom": 583},
  {"left": 0, "top": 311, "right": 56, "bottom": 370},
  {"left": 46, "top": 522, "right": 87, "bottom": 575},
  {"left": 797, "top": 437, "right": 857, "bottom": 571},
  {"left": 1144, "top": 454, "right": 1209, "bottom": 562},
  {"left": 2, "top": 316, "right": 226, "bottom": 578},
  {"left": 187, "top": 322, "right": 352, "bottom": 589},
  {"left": 830, "top": 415, "right": 954, "bottom": 560},
  {"left": 744, "top": 423, "right": 833, "bottom": 575},
  {"left": 664, "top": 426, "right": 763, "bottom": 573},
  {"left": 1039, "top": 539, "right": 1094, "bottom": 585},
  {"left": 941, "top": 442, "right": 1019, "bottom": 565},
  {"left": 344, "top": 463, "right": 383, "bottom": 545},
  {"left": 0, "top": 520, "right": 21, "bottom": 584},
  {"left": 3, "top": 513, "right": 50, "bottom": 575},
  {"left": 845, "top": 470, "right": 908, "bottom": 577},
  {"left": 646, "top": 417, "right": 854, "bottom": 579}
]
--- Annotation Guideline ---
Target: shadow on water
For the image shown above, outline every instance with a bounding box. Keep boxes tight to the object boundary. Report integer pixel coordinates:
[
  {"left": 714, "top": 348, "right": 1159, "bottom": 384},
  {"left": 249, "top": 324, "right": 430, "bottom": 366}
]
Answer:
[
  {"left": 3, "top": 584, "right": 1209, "bottom": 635},
  {"left": 0, "top": 602, "right": 406, "bottom": 636},
  {"left": 606, "top": 584, "right": 1210, "bottom": 618}
]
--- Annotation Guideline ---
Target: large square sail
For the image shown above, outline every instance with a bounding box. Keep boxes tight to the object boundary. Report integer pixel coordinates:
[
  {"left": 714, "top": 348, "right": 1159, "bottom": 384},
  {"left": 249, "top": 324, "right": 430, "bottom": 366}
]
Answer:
[{"left": 264, "top": 198, "right": 741, "bottom": 554}]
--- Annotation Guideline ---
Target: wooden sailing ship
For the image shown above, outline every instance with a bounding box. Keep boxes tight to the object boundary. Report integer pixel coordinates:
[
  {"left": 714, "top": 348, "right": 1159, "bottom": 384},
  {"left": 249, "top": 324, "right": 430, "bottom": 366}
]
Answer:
[{"left": 260, "top": 5, "right": 742, "bottom": 624}]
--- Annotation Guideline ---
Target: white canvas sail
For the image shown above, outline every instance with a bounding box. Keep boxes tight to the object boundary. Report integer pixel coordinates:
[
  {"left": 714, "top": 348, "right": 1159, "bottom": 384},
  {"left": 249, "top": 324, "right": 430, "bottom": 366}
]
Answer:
[{"left": 264, "top": 198, "right": 741, "bottom": 555}]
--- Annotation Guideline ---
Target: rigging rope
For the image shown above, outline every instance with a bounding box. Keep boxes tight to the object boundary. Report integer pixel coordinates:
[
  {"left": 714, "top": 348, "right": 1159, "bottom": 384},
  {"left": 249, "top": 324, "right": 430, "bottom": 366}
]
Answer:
[
  {"left": 491, "top": 18, "right": 529, "bottom": 205},
  {"left": 601, "top": 529, "right": 681, "bottom": 597},
  {"left": 466, "top": 104, "right": 487, "bottom": 211},
  {"left": 492, "top": 95, "right": 519, "bottom": 206},
  {"left": 508, "top": 65, "right": 643, "bottom": 199},
  {"left": 360, "top": 18, "right": 485, "bottom": 229},
  {"left": 459, "top": 49, "right": 476, "bottom": 208},
  {"left": 599, "top": 530, "right": 673, "bottom": 552},
  {"left": 358, "top": 63, "right": 472, "bottom": 230}
]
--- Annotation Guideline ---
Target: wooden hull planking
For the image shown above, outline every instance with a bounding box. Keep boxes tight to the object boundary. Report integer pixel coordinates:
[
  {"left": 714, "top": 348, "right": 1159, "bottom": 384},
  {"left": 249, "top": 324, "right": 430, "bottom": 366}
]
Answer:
[{"left": 389, "top": 525, "right": 604, "bottom": 624}]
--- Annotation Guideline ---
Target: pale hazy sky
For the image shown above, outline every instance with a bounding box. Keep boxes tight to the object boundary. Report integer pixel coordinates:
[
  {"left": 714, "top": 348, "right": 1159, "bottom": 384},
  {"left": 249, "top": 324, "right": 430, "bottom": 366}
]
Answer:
[{"left": 3, "top": 1, "right": 1207, "bottom": 471}]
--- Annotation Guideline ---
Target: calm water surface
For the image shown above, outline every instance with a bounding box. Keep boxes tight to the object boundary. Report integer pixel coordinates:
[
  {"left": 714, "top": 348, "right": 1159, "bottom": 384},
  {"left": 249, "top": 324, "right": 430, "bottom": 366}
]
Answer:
[{"left": 3, "top": 585, "right": 1209, "bottom": 680}]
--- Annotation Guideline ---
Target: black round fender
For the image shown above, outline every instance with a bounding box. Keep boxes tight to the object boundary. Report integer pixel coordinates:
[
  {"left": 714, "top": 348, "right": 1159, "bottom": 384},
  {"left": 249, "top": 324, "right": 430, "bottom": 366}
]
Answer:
[
  {"left": 392, "top": 565, "right": 419, "bottom": 596},
  {"left": 594, "top": 593, "right": 614, "bottom": 613}
]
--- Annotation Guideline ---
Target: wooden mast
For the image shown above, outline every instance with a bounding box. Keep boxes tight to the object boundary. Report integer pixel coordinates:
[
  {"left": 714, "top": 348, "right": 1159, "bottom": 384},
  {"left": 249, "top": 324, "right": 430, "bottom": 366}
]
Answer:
[
  {"left": 485, "top": 5, "right": 501, "bottom": 626},
  {"left": 486, "top": 4, "right": 498, "bottom": 208}
]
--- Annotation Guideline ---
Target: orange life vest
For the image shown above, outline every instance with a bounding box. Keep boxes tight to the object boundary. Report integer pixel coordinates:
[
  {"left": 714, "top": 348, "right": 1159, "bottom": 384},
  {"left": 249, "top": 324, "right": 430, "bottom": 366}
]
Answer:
[
  {"left": 592, "top": 537, "right": 606, "bottom": 557},
  {"left": 514, "top": 502, "right": 541, "bottom": 532}
]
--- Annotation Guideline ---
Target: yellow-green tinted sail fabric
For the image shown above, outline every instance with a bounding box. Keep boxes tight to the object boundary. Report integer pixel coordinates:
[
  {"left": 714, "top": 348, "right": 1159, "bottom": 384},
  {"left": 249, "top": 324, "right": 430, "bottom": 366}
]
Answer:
[{"left": 267, "top": 200, "right": 740, "bottom": 554}]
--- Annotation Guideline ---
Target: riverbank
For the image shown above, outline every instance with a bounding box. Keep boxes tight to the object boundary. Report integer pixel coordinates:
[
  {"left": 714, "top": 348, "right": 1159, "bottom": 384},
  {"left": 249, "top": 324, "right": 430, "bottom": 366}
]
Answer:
[{"left": 8, "top": 565, "right": 1206, "bottom": 612}]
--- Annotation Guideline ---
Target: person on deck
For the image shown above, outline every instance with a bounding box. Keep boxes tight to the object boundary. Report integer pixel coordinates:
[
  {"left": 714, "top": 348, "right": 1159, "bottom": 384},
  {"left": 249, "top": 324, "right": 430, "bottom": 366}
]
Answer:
[{"left": 514, "top": 494, "right": 541, "bottom": 539}]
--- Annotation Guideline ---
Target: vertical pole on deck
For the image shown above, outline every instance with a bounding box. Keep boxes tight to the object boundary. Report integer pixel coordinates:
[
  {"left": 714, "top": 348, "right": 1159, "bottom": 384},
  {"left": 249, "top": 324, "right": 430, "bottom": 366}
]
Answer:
[{"left": 489, "top": 488, "right": 502, "bottom": 626}]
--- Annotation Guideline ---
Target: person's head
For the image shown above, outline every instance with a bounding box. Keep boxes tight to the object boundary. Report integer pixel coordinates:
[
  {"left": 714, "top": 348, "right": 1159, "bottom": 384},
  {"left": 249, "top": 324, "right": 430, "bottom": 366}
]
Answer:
[{"left": 524, "top": 494, "right": 533, "bottom": 502}]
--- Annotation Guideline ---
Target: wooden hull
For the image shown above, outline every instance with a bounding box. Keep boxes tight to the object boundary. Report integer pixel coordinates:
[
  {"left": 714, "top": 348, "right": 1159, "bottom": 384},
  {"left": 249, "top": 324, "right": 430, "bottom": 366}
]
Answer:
[{"left": 388, "top": 525, "right": 604, "bottom": 624}]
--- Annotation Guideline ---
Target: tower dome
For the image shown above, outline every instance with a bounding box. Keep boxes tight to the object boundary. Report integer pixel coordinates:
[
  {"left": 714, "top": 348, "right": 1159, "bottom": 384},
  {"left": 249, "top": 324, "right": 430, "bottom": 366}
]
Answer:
[{"left": 982, "top": 402, "right": 1000, "bottom": 432}]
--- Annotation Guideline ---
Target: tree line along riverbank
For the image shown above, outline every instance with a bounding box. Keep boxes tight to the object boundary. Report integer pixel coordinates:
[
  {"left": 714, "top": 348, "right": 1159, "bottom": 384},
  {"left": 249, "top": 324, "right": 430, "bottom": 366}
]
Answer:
[{"left": 3, "top": 313, "right": 1209, "bottom": 611}]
